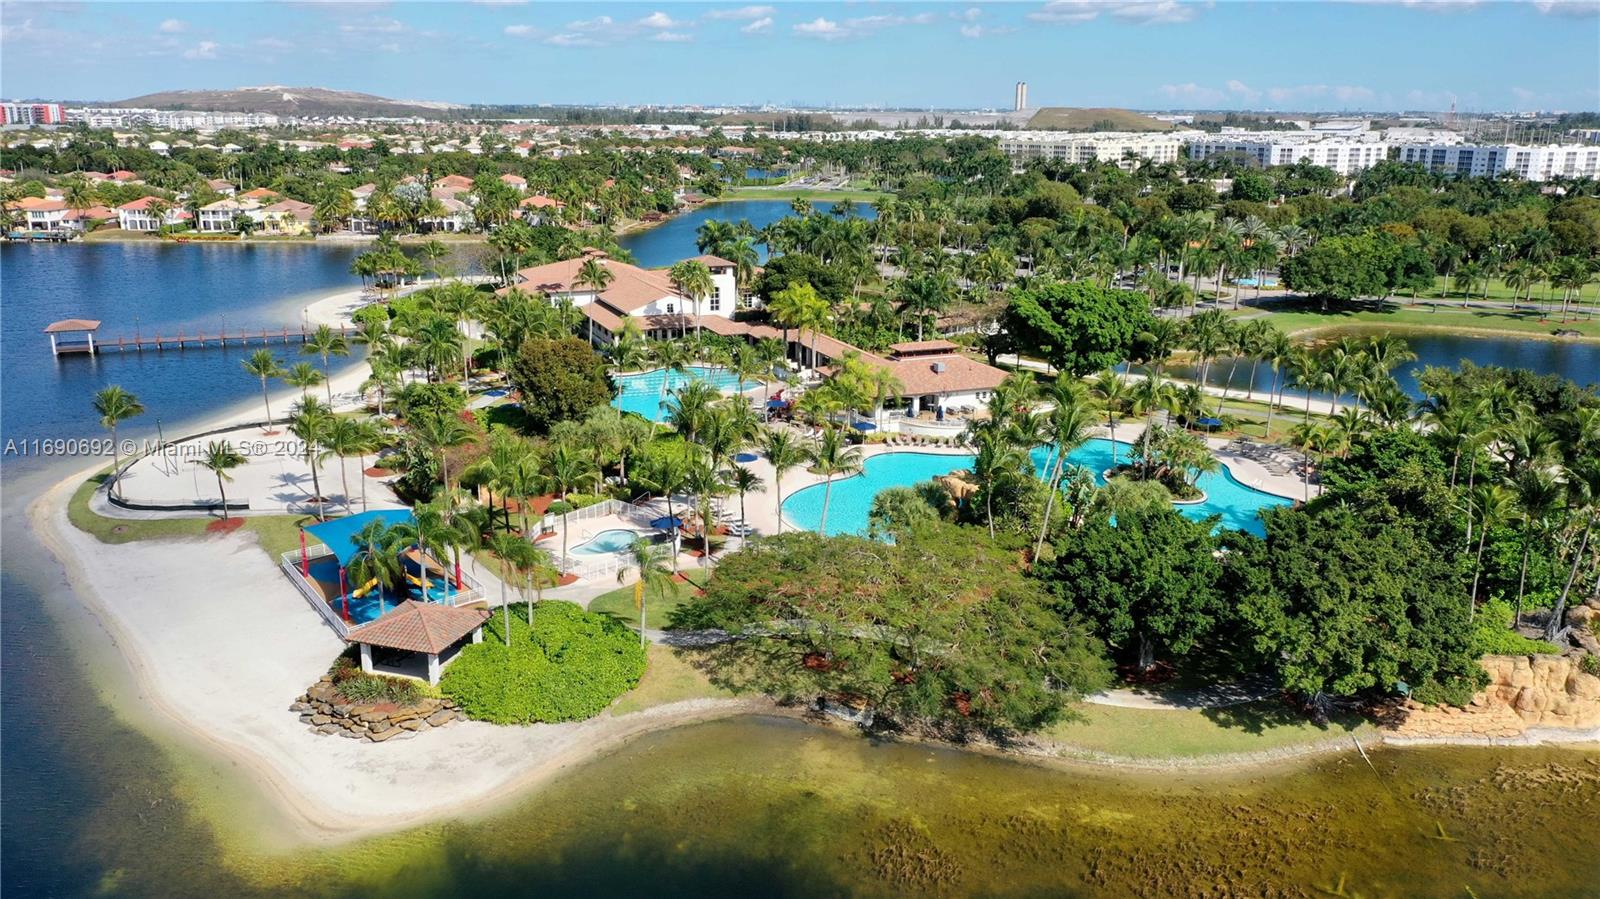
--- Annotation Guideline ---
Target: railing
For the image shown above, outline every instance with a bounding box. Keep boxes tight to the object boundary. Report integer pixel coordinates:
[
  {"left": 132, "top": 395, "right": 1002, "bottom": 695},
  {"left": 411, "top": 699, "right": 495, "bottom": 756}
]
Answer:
[
  {"left": 553, "top": 498, "right": 626, "bottom": 524},
  {"left": 278, "top": 545, "right": 485, "bottom": 641},
  {"left": 280, "top": 545, "right": 350, "bottom": 640}
]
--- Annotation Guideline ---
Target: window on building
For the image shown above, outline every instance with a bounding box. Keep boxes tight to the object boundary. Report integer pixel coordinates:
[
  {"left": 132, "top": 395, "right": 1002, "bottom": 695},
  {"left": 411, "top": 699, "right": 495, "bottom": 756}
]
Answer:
[
  {"left": 665, "top": 302, "right": 675, "bottom": 314},
  {"left": 709, "top": 293, "right": 721, "bottom": 312}
]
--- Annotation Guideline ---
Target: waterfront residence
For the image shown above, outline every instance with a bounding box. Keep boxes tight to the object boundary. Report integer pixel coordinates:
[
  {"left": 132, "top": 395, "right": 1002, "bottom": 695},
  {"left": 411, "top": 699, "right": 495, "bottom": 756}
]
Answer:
[
  {"left": 497, "top": 250, "right": 739, "bottom": 344},
  {"left": 517, "top": 194, "right": 564, "bottom": 224},
  {"left": 7, "top": 196, "right": 70, "bottom": 232},
  {"left": 206, "top": 178, "right": 237, "bottom": 196},
  {"left": 116, "top": 196, "right": 187, "bottom": 232},
  {"left": 196, "top": 197, "right": 261, "bottom": 232},
  {"left": 259, "top": 199, "right": 315, "bottom": 235}
]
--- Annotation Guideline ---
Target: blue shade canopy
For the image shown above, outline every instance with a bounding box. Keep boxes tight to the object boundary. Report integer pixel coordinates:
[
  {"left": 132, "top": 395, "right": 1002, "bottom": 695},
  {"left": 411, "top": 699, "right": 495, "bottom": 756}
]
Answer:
[
  {"left": 649, "top": 515, "right": 685, "bottom": 530},
  {"left": 766, "top": 399, "right": 787, "bottom": 409},
  {"left": 304, "top": 509, "right": 416, "bottom": 566},
  {"left": 851, "top": 421, "right": 878, "bottom": 431},
  {"left": 1197, "top": 417, "right": 1223, "bottom": 428},
  {"left": 735, "top": 452, "right": 759, "bottom": 463}
]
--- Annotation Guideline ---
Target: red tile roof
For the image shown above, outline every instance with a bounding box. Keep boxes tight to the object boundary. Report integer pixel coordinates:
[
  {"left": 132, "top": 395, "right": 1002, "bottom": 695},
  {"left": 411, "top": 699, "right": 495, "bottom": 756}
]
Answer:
[
  {"left": 12, "top": 197, "right": 67, "bottom": 211},
  {"left": 519, "top": 194, "right": 563, "bottom": 209},
  {"left": 238, "top": 187, "right": 281, "bottom": 200},
  {"left": 501, "top": 253, "right": 679, "bottom": 315},
  {"left": 889, "top": 339, "right": 961, "bottom": 356},
  {"left": 345, "top": 600, "right": 488, "bottom": 654},
  {"left": 116, "top": 196, "right": 169, "bottom": 211},
  {"left": 435, "top": 174, "right": 474, "bottom": 190}
]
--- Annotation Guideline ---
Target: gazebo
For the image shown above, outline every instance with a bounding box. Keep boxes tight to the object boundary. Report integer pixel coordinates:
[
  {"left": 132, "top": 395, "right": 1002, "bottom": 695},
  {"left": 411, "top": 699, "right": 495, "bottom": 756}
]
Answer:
[
  {"left": 44, "top": 318, "right": 102, "bottom": 356},
  {"left": 345, "top": 600, "right": 488, "bottom": 684}
]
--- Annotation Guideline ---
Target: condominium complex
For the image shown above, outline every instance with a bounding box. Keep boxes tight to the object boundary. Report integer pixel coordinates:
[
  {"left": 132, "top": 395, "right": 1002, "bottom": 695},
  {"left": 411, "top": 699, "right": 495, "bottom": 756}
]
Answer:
[
  {"left": 1187, "top": 135, "right": 1393, "bottom": 176},
  {"left": 0, "top": 102, "right": 66, "bottom": 126},
  {"left": 66, "top": 107, "right": 281, "bottom": 129},
  {"left": 998, "top": 131, "right": 1199, "bottom": 168},
  {"left": 1393, "top": 143, "right": 1600, "bottom": 181}
]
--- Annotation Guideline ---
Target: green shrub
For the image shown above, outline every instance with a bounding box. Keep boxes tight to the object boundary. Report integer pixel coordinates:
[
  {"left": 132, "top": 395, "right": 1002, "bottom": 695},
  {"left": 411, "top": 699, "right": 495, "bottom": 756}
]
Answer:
[
  {"left": 1411, "top": 674, "right": 1484, "bottom": 708},
  {"left": 1580, "top": 655, "right": 1600, "bottom": 677},
  {"left": 1473, "top": 600, "right": 1561, "bottom": 656},
  {"left": 440, "top": 601, "right": 647, "bottom": 724},
  {"left": 329, "top": 656, "right": 429, "bottom": 705}
]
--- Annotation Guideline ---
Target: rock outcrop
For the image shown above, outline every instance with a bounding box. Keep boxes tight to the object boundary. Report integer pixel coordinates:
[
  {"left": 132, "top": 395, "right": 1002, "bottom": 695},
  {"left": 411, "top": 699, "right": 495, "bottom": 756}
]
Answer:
[
  {"left": 289, "top": 676, "right": 464, "bottom": 742},
  {"left": 1391, "top": 654, "right": 1600, "bottom": 740}
]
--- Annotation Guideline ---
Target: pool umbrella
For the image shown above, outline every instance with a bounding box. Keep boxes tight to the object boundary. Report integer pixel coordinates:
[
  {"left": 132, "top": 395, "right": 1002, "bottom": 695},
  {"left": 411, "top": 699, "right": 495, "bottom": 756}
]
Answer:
[
  {"left": 735, "top": 452, "right": 759, "bottom": 463},
  {"left": 851, "top": 421, "right": 877, "bottom": 432},
  {"left": 649, "top": 515, "right": 684, "bottom": 531},
  {"left": 765, "top": 399, "right": 786, "bottom": 409},
  {"left": 1197, "top": 416, "right": 1223, "bottom": 431}
]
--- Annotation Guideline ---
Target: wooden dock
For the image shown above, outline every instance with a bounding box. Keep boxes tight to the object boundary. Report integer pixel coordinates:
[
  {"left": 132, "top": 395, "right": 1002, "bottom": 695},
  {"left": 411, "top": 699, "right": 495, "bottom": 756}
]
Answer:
[{"left": 91, "top": 325, "right": 355, "bottom": 354}]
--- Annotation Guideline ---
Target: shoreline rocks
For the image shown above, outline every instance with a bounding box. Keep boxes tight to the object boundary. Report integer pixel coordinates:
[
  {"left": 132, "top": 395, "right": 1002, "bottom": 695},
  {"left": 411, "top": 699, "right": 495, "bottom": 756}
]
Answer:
[
  {"left": 290, "top": 676, "right": 463, "bottom": 743},
  {"left": 1391, "top": 653, "right": 1600, "bottom": 740}
]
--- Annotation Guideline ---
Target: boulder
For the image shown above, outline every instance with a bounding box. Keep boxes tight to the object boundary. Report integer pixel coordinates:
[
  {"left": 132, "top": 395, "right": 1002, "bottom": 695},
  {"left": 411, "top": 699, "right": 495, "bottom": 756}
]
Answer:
[
  {"left": 367, "top": 726, "right": 404, "bottom": 743},
  {"left": 425, "top": 710, "right": 455, "bottom": 727}
]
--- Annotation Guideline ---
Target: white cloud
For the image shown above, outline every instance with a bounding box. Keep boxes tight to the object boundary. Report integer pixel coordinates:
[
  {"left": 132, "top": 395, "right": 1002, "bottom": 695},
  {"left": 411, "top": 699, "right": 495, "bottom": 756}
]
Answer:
[
  {"left": 182, "top": 40, "right": 219, "bottom": 60},
  {"left": 1340, "top": 0, "right": 1482, "bottom": 10},
  {"left": 954, "top": 7, "right": 983, "bottom": 20},
  {"left": 339, "top": 17, "right": 407, "bottom": 34},
  {"left": 255, "top": 37, "right": 294, "bottom": 51},
  {"left": 794, "top": 16, "right": 845, "bottom": 38},
  {"left": 1158, "top": 82, "right": 1225, "bottom": 103},
  {"left": 569, "top": 15, "right": 615, "bottom": 31},
  {"left": 504, "top": 24, "right": 538, "bottom": 37},
  {"left": 1225, "top": 79, "right": 1261, "bottom": 102},
  {"left": 651, "top": 30, "right": 693, "bottom": 42},
  {"left": 1533, "top": 0, "right": 1600, "bottom": 15},
  {"left": 793, "top": 12, "right": 935, "bottom": 39},
  {"left": 960, "top": 23, "right": 1015, "bottom": 38},
  {"left": 638, "top": 11, "right": 683, "bottom": 29},
  {"left": 158, "top": 18, "right": 187, "bottom": 34},
  {"left": 741, "top": 16, "right": 774, "bottom": 34},
  {"left": 1030, "top": 1, "right": 1208, "bottom": 25},
  {"left": 705, "top": 5, "right": 775, "bottom": 20},
  {"left": 544, "top": 32, "right": 601, "bottom": 47}
]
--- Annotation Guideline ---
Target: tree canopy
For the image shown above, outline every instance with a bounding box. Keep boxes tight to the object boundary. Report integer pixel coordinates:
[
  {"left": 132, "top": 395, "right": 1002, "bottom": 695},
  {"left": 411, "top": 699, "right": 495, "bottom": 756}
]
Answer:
[
  {"left": 995, "top": 281, "right": 1154, "bottom": 375},
  {"left": 507, "top": 336, "right": 615, "bottom": 433}
]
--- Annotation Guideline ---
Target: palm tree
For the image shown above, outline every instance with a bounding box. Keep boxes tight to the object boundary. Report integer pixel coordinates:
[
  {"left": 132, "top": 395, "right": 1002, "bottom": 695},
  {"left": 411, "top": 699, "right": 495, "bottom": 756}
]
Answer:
[
  {"left": 436, "top": 281, "right": 481, "bottom": 385},
  {"left": 1091, "top": 369, "right": 1131, "bottom": 465},
  {"left": 1508, "top": 468, "right": 1563, "bottom": 627},
  {"left": 288, "top": 397, "right": 332, "bottom": 521},
  {"left": 1259, "top": 330, "right": 1297, "bottom": 437},
  {"left": 285, "top": 361, "right": 323, "bottom": 397},
  {"left": 301, "top": 324, "right": 350, "bottom": 404},
  {"left": 192, "top": 440, "right": 246, "bottom": 520},
  {"left": 346, "top": 519, "right": 403, "bottom": 617},
  {"left": 636, "top": 453, "right": 689, "bottom": 572},
  {"left": 544, "top": 441, "right": 597, "bottom": 564},
  {"left": 1545, "top": 458, "right": 1599, "bottom": 642},
  {"left": 486, "top": 531, "right": 539, "bottom": 645},
  {"left": 412, "top": 410, "right": 475, "bottom": 508},
  {"left": 684, "top": 458, "right": 728, "bottom": 571},
  {"left": 727, "top": 464, "right": 762, "bottom": 535},
  {"left": 1034, "top": 380, "right": 1096, "bottom": 561},
  {"left": 574, "top": 256, "right": 614, "bottom": 343},
  {"left": 807, "top": 427, "right": 861, "bottom": 537},
  {"left": 1128, "top": 373, "right": 1173, "bottom": 478},
  {"left": 668, "top": 259, "right": 715, "bottom": 338},
  {"left": 93, "top": 386, "right": 145, "bottom": 500},
  {"left": 321, "top": 416, "right": 369, "bottom": 514},
  {"left": 1466, "top": 484, "right": 1517, "bottom": 620},
  {"left": 413, "top": 317, "right": 464, "bottom": 382},
  {"left": 240, "top": 350, "right": 284, "bottom": 430},
  {"left": 622, "top": 537, "right": 674, "bottom": 647},
  {"left": 761, "top": 428, "right": 807, "bottom": 533}
]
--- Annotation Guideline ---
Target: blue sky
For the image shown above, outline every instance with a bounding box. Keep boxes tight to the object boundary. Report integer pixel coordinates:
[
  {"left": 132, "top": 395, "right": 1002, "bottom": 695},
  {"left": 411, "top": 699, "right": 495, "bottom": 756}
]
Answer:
[{"left": 2, "top": 1, "right": 1596, "bottom": 112}]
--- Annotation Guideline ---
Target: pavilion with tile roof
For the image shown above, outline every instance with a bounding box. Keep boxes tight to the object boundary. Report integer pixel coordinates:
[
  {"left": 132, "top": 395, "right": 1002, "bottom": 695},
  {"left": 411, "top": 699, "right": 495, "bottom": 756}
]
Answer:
[{"left": 345, "top": 600, "right": 488, "bottom": 684}]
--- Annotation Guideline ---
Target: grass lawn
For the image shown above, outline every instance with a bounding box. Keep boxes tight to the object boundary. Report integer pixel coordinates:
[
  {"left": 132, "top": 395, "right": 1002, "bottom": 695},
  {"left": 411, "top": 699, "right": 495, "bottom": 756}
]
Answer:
[
  {"left": 1045, "top": 700, "right": 1375, "bottom": 760},
  {"left": 607, "top": 645, "right": 732, "bottom": 715},
  {"left": 1253, "top": 301, "right": 1600, "bottom": 340},
  {"left": 588, "top": 568, "right": 709, "bottom": 631},
  {"left": 722, "top": 186, "right": 889, "bottom": 203},
  {"left": 67, "top": 472, "right": 313, "bottom": 559}
]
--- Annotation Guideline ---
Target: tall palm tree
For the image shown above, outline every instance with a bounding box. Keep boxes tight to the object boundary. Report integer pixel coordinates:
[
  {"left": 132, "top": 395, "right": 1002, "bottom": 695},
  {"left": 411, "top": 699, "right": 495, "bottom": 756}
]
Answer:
[
  {"left": 761, "top": 428, "right": 807, "bottom": 533},
  {"left": 321, "top": 416, "right": 369, "bottom": 514},
  {"left": 574, "top": 256, "right": 614, "bottom": 344},
  {"left": 1466, "top": 484, "right": 1517, "bottom": 620},
  {"left": 544, "top": 441, "right": 597, "bottom": 564},
  {"left": 622, "top": 537, "right": 674, "bottom": 647},
  {"left": 242, "top": 350, "right": 284, "bottom": 430},
  {"left": 807, "top": 427, "right": 861, "bottom": 537},
  {"left": 1091, "top": 369, "right": 1131, "bottom": 465},
  {"left": 288, "top": 397, "right": 333, "bottom": 521},
  {"left": 412, "top": 410, "right": 476, "bottom": 509},
  {"left": 1034, "top": 380, "right": 1096, "bottom": 560},
  {"left": 301, "top": 324, "right": 350, "bottom": 404},
  {"left": 346, "top": 519, "right": 404, "bottom": 618},
  {"left": 486, "top": 531, "right": 539, "bottom": 644},
  {"left": 668, "top": 258, "right": 715, "bottom": 338},
  {"left": 93, "top": 386, "right": 145, "bottom": 500},
  {"left": 684, "top": 458, "right": 728, "bottom": 572},
  {"left": 636, "top": 453, "right": 689, "bottom": 572},
  {"left": 192, "top": 440, "right": 246, "bottom": 520},
  {"left": 1128, "top": 373, "right": 1173, "bottom": 478},
  {"left": 436, "top": 281, "right": 481, "bottom": 385}
]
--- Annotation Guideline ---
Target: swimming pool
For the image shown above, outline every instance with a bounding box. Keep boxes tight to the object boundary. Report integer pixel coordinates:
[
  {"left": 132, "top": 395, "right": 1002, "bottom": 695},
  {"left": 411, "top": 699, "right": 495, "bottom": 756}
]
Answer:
[
  {"left": 780, "top": 438, "right": 1293, "bottom": 538},
  {"left": 613, "top": 365, "right": 745, "bottom": 422},
  {"left": 572, "top": 528, "right": 642, "bottom": 556}
]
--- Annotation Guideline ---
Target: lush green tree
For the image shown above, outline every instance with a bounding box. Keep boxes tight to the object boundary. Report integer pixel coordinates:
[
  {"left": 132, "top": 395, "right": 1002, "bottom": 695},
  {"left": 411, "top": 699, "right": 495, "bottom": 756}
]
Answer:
[
  {"left": 1038, "top": 506, "right": 1223, "bottom": 670},
  {"left": 677, "top": 527, "right": 1112, "bottom": 737},
  {"left": 995, "top": 280, "right": 1154, "bottom": 375},
  {"left": 507, "top": 337, "right": 616, "bottom": 433},
  {"left": 1280, "top": 232, "right": 1395, "bottom": 308},
  {"left": 1228, "top": 502, "right": 1481, "bottom": 714},
  {"left": 93, "top": 385, "right": 145, "bottom": 500}
]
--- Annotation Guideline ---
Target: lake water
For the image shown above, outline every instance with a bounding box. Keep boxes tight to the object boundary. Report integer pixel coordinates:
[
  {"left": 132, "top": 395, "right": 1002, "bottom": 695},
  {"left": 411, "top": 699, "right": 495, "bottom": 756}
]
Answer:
[
  {"left": 619, "top": 199, "right": 876, "bottom": 268},
  {"left": 1158, "top": 329, "right": 1600, "bottom": 405},
  {"left": 2, "top": 245, "right": 1596, "bottom": 897}
]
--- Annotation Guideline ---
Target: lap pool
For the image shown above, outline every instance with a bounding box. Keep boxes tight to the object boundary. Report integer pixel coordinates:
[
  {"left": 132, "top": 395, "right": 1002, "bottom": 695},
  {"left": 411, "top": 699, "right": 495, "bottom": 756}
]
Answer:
[
  {"left": 613, "top": 365, "right": 745, "bottom": 422},
  {"left": 780, "top": 438, "right": 1293, "bottom": 538}
]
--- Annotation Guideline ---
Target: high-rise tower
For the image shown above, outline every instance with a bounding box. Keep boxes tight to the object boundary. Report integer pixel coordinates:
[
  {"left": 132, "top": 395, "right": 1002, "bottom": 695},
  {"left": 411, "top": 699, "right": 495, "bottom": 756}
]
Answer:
[{"left": 1014, "top": 81, "right": 1028, "bottom": 112}]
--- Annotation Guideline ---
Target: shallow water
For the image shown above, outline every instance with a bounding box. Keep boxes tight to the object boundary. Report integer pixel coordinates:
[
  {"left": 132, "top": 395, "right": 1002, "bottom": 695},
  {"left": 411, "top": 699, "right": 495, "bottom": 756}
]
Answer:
[{"left": 55, "top": 715, "right": 1597, "bottom": 898}]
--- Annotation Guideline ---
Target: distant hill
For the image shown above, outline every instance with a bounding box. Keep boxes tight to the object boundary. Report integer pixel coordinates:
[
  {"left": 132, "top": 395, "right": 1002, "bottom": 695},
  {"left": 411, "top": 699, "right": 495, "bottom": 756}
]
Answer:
[
  {"left": 1025, "top": 107, "right": 1173, "bottom": 132},
  {"left": 113, "top": 86, "right": 462, "bottom": 118}
]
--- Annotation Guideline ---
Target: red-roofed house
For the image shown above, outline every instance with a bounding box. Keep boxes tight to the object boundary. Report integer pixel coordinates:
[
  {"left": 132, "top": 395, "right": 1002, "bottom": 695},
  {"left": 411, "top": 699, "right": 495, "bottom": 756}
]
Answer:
[
  {"left": 499, "top": 173, "right": 527, "bottom": 192},
  {"left": 238, "top": 187, "right": 282, "bottom": 201},
  {"left": 206, "top": 178, "right": 237, "bottom": 196},
  {"left": 109, "top": 170, "right": 141, "bottom": 183},
  {"left": 116, "top": 196, "right": 186, "bottom": 231},
  {"left": 7, "top": 196, "right": 69, "bottom": 231},
  {"left": 433, "top": 174, "right": 474, "bottom": 191},
  {"left": 498, "top": 250, "right": 739, "bottom": 344},
  {"left": 517, "top": 194, "right": 565, "bottom": 224},
  {"left": 260, "top": 199, "right": 315, "bottom": 235}
]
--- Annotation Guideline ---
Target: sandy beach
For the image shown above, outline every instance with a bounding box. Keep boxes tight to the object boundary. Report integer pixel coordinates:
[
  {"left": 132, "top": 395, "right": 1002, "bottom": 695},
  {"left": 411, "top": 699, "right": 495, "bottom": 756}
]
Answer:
[{"left": 32, "top": 472, "right": 759, "bottom": 844}]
